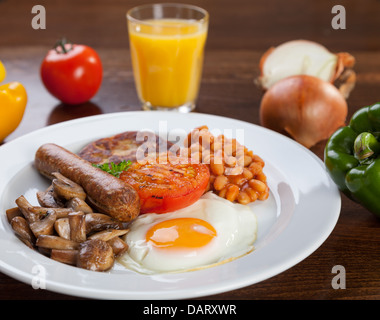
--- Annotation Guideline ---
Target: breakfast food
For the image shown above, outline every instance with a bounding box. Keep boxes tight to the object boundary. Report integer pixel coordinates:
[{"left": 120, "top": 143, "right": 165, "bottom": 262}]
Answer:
[
  {"left": 119, "top": 157, "right": 210, "bottom": 214},
  {"left": 7, "top": 181, "right": 130, "bottom": 272},
  {"left": 184, "top": 125, "right": 269, "bottom": 204},
  {"left": 6, "top": 124, "right": 269, "bottom": 274},
  {"left": 78, "top": 130, "right": 175, "bottom": 164},
  {"left": 35, "top": 143, "right": 140, "bottom": 222},
  {"left": 119, "top": 192, "right": 257, "bottom": 274}
]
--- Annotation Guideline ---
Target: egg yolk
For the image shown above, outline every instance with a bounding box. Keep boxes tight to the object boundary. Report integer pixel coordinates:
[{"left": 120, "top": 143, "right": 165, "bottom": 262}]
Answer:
[{"left": 146, "top": 218, "right": 217, "bottom": 249}]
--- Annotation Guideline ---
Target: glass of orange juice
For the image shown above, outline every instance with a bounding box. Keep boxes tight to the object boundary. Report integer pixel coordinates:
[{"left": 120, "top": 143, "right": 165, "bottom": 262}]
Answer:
[{"left": 127, "top": 3, "right": 209, "bottom": 112}]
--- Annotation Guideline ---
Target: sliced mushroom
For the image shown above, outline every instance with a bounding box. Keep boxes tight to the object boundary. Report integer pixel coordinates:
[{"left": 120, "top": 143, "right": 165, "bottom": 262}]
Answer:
[
  {"left": 51, "top": 249, "right": 78, "bottom": 266},
  {"left": 38, "top": 246, "right": 51, "bottom": 257},
  {"left": 36, "top": 235, "right": 79, "bottom": 250},
  {"left": 10, "top": 216, "right": 36, "bottom": 245},
  {"left": 85, "top": 213, "right": 128, "bottom": 234},
  {"left": 52, "top": 172, "right": 86, "bottom": 201},
  {"left": 68, "top": 212, "right": 86, "bottom": 243},
  {"left": 19, "top": 237, "right": 35, "bottom": 249},
  {"left": 37, "top": 185, "right": 64, "bottom": 208},
  {"left": 30, "top": 206, "right": 73, "bottom": 219},
  {"left": 77, "top": 239, "right": 115, "bottom": 272},
  {"left": 88, "top": 229, "right": 129, "bottom": 242},
  {"left": 54, "top": 218, "right": 70, "bottom": 239},
  {"left": 29, "top": 210, "right": 57, "bottom": 238},
  {"left": 66, "top": 197, "right": 93, "bottom": 214},
  {"left": 107, "top": 237, "right": 128, "bottom": 257},
  {"left": 6, "top": 207, "right": 22, "bottom": 223},
  {"left": 15, "top": 195, "right": 41, "bottom": 223}
]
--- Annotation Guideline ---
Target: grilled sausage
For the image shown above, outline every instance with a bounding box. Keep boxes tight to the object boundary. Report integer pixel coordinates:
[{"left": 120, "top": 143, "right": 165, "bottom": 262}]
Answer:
[{"left": 34, "top": 143, "right": 140, "bottom": 222}]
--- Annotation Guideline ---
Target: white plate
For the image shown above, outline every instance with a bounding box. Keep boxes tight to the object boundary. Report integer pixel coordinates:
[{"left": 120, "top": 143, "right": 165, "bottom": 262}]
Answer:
[{"left": 0, "top": 111, "right": 340, "bottom": 300}]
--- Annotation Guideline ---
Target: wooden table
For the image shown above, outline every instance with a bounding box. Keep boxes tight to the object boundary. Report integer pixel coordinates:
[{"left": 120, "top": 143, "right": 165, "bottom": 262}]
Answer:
[{"left": 1, "top": 0, "right": 380, "bottom": 300}]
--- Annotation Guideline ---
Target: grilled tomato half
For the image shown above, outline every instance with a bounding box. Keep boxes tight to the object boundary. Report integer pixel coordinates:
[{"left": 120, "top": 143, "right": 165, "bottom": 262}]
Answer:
[{"left": 120, "top": 159, "right": 210, "bottom": 214}]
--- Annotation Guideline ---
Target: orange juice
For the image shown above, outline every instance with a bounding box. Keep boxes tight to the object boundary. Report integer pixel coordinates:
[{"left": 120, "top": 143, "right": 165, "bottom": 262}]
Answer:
[{"left": 128, "top": 19, "right": 208, "bottom": 109}]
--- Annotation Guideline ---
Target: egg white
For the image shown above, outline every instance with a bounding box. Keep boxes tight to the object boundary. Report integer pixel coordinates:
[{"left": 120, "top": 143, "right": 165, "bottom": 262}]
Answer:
[{"left": 118, "top": 192, "right": 257, "bottom": 274}]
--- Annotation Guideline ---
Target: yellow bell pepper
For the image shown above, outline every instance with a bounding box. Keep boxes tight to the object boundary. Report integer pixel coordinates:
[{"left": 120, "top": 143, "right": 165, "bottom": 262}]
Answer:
[
  {"left": 0, "top": 61, "right": 6, "bottom": 82},
  {"left": 0, "top": 61, "right": 27, "bottom": 142}
]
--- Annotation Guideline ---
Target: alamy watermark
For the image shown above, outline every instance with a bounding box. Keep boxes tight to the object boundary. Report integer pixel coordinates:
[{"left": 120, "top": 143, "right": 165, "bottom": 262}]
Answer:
[
  {"left": 31, "top": 264, "right": 46, "bottom": 289},
  {"left": 331, "top": 265, "right": 346, "bottom": 289},
  {"left": 31, "top": 5, "right": 46, "bottom": 30},
  {"left": 331, "top": 5, "right": 346, "bottom": 30},
  {"left": 133, "top": 121, "right": 246, "bottom": 175},
  {"left": 31, "top": 4, "right": 346, "bottom": 31}
]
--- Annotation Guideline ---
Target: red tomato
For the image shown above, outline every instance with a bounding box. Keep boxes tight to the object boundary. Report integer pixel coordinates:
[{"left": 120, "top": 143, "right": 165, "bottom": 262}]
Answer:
[
  {"left": 40, "top": 40, "right": 102, "bottom": 105},
  {"left": 120, "top": 160, "right": 210, "bottom": 214}
]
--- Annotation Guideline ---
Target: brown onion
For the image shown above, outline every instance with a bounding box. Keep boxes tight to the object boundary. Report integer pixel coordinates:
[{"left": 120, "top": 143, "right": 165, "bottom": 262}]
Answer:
[{"left": 260, "top": 74, "right": 348, "bottom": 148}]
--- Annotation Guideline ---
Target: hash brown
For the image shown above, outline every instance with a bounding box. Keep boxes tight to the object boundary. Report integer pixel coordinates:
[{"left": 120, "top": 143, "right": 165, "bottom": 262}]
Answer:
[{"left": 78, "top": 131, "right": 175, "bottom": 164}]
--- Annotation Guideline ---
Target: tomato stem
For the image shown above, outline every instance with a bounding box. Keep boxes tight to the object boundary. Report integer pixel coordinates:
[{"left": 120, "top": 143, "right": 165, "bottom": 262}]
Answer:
[{"left": 53, "top": 38, "right": 73, "bottom": 54}]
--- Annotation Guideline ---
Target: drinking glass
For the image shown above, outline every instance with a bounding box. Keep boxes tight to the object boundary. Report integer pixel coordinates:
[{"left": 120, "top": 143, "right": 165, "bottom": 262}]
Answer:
[{"left": 127, "top": 3, "right": 209, "bottom": 112}]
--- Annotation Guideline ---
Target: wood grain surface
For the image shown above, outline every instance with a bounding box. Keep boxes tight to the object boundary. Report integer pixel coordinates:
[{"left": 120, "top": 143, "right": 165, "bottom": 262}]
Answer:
[{"left": 1, "top": 0, "right": 380, "bottom": 300}]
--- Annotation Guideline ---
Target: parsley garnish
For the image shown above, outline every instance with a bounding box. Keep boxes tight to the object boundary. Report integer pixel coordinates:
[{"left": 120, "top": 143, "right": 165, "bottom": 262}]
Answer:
[{"left": 92, "top": 160, "right": 132, "bottom": 178}]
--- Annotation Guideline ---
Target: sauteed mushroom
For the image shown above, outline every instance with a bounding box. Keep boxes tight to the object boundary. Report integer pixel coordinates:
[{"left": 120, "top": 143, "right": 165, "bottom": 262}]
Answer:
[
  {"left": 10, "top": 216, "right": 35, "bottom": 246},
  {"left": 68, "top": 211, "right": 86, "bottom": 242},
  {"left": 54, "top": 218, "right": 70, "bottom": 239},
  {"left": 107, "top": 237, "right": 128, "bottom": 257},
  {"left": 37, "top": 185, "right": 64, "bottom": 208},
  {"left": 8, "top": 170, "right": 131, "bottom": 272},
  {"left": 88, "top": 228, "right": 129, "bottom": 242},
  {"left": 85, "top": 213, "right": 128, "bottom": 234},
  {"left": 66, "top": 197, "right": 93, "bottom": 213},
  {"left": 50, "top": 249, "right": 78, "bottom": 266},
  {"left": 30, "top": 206, "right": 73, "bottom": 219},
  {"left": 29, "top": 210, "right": 57, "bottom": 237},
  {"left": 52, "top": 172, "right": 86, "bottom": 201},
  {"left": 6, "top": 207, "right": 22, "bottom": 223},
  {"left": 15, "top": 195, "right": 41, "bottom": 223},
  {"left": 36, "top": 235, "right": 79, "bottom": 250},
  {"left": 77, "top": 239, "right": 114, "bottom": 272}
]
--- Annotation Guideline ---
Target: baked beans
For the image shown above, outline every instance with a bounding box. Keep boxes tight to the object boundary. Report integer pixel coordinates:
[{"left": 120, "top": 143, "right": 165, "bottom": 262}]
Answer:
[{"left": 185, "top": 126, "right": 269, "bottom": 204}]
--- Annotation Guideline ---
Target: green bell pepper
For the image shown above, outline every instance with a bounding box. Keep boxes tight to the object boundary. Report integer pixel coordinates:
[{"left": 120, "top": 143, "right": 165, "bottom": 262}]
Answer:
[{"left": 324, "top": 102, "right": 380, "bottom": 217}]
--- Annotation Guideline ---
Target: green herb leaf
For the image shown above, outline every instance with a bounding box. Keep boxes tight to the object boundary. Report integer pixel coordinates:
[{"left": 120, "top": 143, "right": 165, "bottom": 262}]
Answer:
[{"left": 92, "top": 160, "right": 132, "bottom": 178}]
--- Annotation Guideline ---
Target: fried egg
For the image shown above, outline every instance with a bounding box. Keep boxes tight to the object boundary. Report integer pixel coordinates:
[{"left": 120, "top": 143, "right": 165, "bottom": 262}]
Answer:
[{"left": 118, "top": 192, "right": 257, "bottom": 274}]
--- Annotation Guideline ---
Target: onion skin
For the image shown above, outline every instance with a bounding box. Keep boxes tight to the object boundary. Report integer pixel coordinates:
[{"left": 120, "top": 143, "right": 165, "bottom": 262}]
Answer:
[
  {"left": 260, "top": 75, "right": 348, "bottom": 148},
  {"left": 256, "top": 40, "right": 356, "bottom": 99}
]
